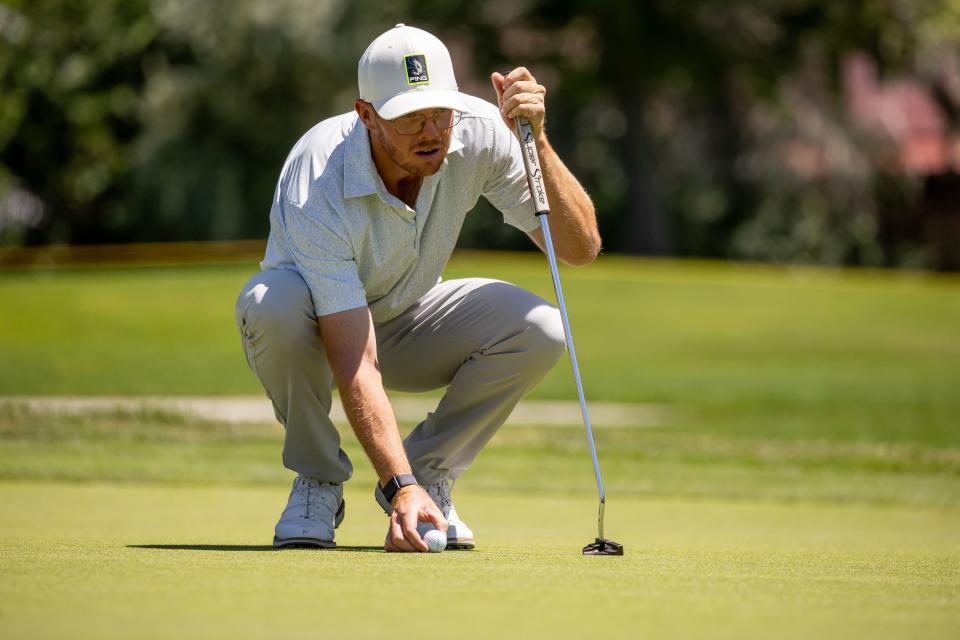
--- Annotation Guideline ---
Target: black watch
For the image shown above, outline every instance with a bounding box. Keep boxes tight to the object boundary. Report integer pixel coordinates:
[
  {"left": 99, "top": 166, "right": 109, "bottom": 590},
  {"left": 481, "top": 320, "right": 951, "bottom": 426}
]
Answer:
[{"left": 380, "top": 474, "right": 418, "bottom": 505}]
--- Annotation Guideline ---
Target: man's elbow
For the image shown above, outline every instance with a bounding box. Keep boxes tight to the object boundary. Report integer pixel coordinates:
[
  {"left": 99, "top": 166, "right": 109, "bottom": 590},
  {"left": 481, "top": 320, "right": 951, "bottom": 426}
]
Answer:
[{"left": 561, "top": 234, "right": 602, "bottom": 267}]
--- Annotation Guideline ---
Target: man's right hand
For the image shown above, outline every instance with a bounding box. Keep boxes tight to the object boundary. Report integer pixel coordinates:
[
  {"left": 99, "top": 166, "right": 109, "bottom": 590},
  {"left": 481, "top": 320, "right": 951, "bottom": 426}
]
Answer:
[
  {"left": 384, "top": 485, "right": 448, "bottom": 552},
  {"left": 319, "top": 307, "right": 445, "bottom": 552}
]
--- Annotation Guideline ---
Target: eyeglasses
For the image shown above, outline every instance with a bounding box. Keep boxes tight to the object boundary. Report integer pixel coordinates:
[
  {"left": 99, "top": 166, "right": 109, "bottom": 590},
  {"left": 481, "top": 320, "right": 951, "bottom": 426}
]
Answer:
[{"left": 389, "top": 109, "right": 462, "bottom": 135}]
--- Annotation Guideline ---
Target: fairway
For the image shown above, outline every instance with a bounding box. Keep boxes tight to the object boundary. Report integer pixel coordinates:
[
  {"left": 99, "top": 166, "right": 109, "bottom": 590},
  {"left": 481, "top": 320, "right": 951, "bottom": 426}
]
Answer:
[{"left": 1, "top": 252, "right": 958, "bottom": 638}]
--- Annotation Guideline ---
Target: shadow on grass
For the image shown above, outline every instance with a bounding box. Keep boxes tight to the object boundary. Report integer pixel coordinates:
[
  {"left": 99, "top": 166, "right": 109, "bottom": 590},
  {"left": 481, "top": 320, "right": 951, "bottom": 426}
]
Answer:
[{"left": 128, "top": 544, "right": 384, "bottom": 553}]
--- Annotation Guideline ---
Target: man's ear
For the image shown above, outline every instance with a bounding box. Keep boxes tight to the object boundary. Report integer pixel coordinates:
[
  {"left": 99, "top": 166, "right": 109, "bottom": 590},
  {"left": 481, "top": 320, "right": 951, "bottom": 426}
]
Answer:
[{"left": 354, "top": 99, "right": 376, "bottom": 130}]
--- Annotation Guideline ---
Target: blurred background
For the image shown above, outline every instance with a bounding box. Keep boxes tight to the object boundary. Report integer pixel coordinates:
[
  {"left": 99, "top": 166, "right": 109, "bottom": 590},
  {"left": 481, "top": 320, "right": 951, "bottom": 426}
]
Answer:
[{"left": 2, "top": 0, "right": 959, "bottom": 269}]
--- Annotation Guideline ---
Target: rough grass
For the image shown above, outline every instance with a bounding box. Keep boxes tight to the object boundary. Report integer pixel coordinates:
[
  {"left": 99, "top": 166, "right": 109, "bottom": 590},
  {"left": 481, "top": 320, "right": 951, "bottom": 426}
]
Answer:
[{"left": 1, "top": 405, "right": 956, "bottom": 506}]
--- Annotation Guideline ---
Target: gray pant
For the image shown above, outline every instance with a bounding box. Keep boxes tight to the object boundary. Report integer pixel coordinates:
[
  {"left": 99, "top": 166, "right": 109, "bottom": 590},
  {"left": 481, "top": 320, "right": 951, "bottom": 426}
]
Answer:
[{"left": 235, "top": 269, "right": 565, "bottom": 485}]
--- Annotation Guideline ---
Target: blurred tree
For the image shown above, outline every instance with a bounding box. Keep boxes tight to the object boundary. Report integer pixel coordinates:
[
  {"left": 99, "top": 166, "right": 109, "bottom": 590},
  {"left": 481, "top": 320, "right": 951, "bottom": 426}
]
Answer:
[
  {"left": 0, "top": 0, "right": 351, "bottom": 244},
  {"left": 1, "top": 0, "right": 956, "bottom": 269},
  {"left": 111, "top": 0, "right": 348, "bottom": 243},
  {"left": 0, "top": 0, "right": 159, "bottom": 244},
  {"left": 493, "top": 0, "right": 949, "bottom": 266}
]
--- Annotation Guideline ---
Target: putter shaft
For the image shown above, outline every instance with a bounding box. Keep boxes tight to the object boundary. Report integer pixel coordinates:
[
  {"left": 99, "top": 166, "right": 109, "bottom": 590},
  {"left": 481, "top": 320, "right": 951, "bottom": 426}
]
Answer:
[
  {"left": 514, "top": 116, "right": 608, "bottom": 541},
  {"left": 537, "top": 213, "right": 607, "bottom": 539}
]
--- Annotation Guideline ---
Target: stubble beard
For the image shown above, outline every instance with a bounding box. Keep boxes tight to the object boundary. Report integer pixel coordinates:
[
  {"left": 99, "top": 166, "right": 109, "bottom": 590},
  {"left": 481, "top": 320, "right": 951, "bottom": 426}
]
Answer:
[{"left": 373, "top": 126, "right": 445, "bottom": 178}]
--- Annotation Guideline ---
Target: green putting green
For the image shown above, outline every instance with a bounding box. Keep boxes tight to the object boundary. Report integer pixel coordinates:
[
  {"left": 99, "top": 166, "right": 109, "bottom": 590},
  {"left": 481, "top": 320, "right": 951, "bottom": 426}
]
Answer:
[{"left": 0, "top": 482, "right": 956, "bottom": 640}]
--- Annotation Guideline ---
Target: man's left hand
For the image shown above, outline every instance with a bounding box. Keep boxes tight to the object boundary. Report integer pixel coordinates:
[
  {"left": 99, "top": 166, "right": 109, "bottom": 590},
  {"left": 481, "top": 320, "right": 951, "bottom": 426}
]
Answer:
[{"left": 491, "top": 67, "right": 547, "bottom": 138}]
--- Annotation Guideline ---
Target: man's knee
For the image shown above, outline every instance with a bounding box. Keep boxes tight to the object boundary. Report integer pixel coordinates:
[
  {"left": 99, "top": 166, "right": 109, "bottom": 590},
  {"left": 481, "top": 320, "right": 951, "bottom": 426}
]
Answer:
[{"left": 523, "top": 304, "right": 566, "bottom": 369}]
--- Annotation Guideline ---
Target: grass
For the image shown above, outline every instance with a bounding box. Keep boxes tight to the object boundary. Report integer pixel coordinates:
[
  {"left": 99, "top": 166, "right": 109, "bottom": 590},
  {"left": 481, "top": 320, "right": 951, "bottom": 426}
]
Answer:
[
  {"left": 0, "top": 482, "right": 957, "bottom": 640},
  {"left": 0, "top": 405, "right": 957, "bottom": 506},
  {"left": 1, "top": 251, "right": 958, "bottom": 638},
  {"left": 1, "top": 252, "right": 958, "bottom": 411}
]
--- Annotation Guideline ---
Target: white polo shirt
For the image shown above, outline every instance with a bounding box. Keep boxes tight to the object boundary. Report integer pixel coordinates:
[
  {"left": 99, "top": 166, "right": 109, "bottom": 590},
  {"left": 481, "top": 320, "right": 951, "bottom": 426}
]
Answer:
[{"left": 260, "top": 94, "right": 537, "bottom": 323}]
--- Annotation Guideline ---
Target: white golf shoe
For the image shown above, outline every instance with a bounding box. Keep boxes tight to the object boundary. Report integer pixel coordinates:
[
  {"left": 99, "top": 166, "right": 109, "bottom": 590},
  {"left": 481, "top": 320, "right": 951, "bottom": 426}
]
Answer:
[
  {"left": 273, "top": 475, "right": 345, "bottom": 549},
  {"left": 375, "top": 478, "right": 476, "bottom": 549}
]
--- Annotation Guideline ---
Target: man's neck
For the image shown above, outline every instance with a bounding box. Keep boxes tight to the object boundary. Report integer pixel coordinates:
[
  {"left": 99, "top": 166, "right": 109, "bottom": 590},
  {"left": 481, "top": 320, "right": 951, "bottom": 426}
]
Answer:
[
  {"left": 394, "top": 176, "right": 423, "bottom": 209},
  {"left": 369, "top": 133, "right": 421, "bottom": 208}
]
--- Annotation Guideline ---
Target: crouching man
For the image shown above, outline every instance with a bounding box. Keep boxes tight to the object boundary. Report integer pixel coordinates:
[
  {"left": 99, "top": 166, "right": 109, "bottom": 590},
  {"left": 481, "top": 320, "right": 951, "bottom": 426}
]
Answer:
[{"left": 235, "top": 24, "right": 600, "bottom": 552}]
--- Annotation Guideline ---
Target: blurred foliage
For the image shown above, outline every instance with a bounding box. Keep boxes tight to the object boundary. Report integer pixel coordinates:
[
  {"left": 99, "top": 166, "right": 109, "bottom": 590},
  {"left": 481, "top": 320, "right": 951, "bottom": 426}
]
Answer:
[{"left": 0, "top": 0, "right": 958, "bottom": 267}]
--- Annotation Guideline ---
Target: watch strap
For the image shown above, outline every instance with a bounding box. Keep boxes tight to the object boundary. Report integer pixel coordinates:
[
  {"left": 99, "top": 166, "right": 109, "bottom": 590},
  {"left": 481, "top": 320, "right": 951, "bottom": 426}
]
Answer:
[{"left": 380, "top": 474, "right": 418, "bottom": 504}]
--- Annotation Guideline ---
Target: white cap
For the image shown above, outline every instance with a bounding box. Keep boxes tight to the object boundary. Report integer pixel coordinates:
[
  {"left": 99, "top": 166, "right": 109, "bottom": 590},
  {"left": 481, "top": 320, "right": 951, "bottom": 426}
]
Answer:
[{"left": 358, "top": 24, "right": 468, "bottom": 119}]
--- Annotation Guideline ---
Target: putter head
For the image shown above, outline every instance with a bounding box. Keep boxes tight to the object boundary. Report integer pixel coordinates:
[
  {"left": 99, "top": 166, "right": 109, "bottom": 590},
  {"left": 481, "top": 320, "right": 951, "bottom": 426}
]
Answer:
[{"left": 582, "top": 537, "right": 623, "bottom": 556}]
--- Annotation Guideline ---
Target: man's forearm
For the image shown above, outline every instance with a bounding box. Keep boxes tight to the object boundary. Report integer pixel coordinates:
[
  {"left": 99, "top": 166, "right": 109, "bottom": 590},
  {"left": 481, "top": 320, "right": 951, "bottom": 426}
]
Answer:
[
  {"left": 491, "top": 67, "right": 600, "bottom": 265},
  {"left": 336, "top": 359, "right": 412, "bottom": 485},
  {"left": 317, "top": 306, "right": 412, "bottom": 486},
  {"left": 534, "top": 133, "right": 601, "bottom": 265}
]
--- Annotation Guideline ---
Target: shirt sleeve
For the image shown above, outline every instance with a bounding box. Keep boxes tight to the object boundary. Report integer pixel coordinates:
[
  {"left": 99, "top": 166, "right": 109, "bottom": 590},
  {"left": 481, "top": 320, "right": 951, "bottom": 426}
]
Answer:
[
  {"left": 481, "top": 117, "right": 539, "bottom": 233},
  {"left": 279, "top": 197, "right": 368, "bottom": 317}
]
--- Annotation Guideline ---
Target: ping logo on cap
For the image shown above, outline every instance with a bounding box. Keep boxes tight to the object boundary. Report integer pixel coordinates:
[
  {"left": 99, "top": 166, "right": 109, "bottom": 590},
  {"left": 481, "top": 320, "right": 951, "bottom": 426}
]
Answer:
[{"left": 404, "top": 54, "right": 429, "bottom": 85}]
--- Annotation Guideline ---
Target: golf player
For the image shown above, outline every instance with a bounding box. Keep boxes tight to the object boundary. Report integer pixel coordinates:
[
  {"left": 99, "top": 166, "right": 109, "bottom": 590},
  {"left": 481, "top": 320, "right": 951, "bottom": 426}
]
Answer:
[{"left": 235, "top": 24, "right": 600, "bottom": 552}]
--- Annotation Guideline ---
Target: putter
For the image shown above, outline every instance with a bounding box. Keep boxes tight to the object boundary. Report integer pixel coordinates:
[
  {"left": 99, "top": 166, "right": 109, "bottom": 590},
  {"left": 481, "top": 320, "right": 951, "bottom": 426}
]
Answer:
[{"left": 514, "top": 116, "right": 623, "bottom": 556}]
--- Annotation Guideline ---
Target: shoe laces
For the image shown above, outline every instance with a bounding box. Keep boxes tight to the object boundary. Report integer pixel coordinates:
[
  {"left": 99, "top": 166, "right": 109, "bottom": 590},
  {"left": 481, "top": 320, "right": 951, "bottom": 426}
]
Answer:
[
  {"left": 425, "top": 479, "right": 453, "bottom": 510},
  {"left": 294, "top": 476, "right": 337, "bottom": 520}
]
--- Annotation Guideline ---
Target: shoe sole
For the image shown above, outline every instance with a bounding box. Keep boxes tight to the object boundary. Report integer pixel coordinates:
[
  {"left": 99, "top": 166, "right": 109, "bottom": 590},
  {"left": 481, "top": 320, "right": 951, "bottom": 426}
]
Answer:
[
  {"left": 272, "top": 536, "right": 336, "bottom": 549},
  {"left": 446, "top": 538, "right": 476, "bottom": 550}
]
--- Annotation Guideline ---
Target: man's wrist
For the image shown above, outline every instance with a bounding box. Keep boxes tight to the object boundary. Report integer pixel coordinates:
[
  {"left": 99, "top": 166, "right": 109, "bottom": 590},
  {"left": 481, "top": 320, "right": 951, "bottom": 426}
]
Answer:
[
  {"left": 391, "top": 484, "right": 420, "bottom": 505},
  {"left": 380, "top": 473, "right": 418, "bottom": 505}
]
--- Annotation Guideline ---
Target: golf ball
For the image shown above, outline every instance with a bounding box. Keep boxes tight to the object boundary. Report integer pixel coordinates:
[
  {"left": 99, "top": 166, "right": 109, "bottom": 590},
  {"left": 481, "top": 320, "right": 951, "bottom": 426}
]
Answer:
[{"left": 423, "top": 529, "right": 446, "bottom": 553}]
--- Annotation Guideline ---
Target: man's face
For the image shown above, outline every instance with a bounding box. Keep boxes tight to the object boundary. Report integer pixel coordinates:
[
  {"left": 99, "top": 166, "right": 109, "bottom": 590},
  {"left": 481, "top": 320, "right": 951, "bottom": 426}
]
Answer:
[{"left": 358, "top": 102, "right": 456, "bottom": 178}]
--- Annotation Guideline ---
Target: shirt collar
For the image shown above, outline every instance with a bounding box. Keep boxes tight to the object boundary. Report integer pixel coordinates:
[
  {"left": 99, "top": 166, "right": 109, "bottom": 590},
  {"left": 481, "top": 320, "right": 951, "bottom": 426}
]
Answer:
[{"left": 344, "top": 117, "right": 465, "bottom": 200}]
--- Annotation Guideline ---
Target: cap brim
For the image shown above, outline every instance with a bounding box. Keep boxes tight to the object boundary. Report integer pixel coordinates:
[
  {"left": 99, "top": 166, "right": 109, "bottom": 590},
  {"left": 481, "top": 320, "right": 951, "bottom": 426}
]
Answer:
[{"left": 374, "top": 89, "right": 469, "bottom": 119}]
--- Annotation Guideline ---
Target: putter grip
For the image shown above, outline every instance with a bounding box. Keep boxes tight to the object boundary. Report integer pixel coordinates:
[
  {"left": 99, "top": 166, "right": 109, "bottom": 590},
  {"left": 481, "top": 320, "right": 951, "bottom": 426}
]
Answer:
[{"left": 514, "top": 117, "right": 551, "bottom": 216}]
